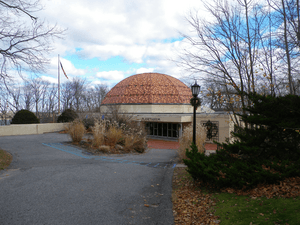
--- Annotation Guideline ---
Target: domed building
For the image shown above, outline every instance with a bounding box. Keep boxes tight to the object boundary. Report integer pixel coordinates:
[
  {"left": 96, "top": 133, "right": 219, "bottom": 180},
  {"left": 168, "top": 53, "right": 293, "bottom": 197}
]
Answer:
[{"left": 100, "top": 73, "right": 233, "bottom": 142}]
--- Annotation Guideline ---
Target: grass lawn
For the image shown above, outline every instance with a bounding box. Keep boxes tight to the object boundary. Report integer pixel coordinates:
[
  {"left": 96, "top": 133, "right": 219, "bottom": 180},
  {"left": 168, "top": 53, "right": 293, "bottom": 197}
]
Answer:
[
  {"left": 172, "top": 167, "right": 300, "bottom": 225},
  {"left": 0, "top": 149, "right": 12, "bottom": 170}
]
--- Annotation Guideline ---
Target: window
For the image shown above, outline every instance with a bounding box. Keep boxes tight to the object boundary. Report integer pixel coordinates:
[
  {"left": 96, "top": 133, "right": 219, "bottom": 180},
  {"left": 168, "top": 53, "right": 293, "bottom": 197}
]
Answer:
[
  {"left": 146, "top": 122, "right": 179, "bottom": 138},
  {"left": 153, "top": 123, "right": 158, "bottom": 135}
]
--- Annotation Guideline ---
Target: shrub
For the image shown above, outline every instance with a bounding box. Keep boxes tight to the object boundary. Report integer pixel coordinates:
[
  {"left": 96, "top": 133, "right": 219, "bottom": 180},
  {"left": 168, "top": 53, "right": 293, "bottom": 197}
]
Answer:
[
  {"left": 11, "top": 109, "right": 39, "bottom": 124},
  {"left": 67, "top": 119, "right": 86, "bottom": 143},
  {"left": 178, "top": 122, "right": 206, "bottom": 161},
  {"left": 183, "top": 143, "right": 300, "bottom": 190},
  {"left": 83, "top": 117, "right": 96, "bottom": 130},
  {"left": 57, "top": 109, "right": 78, "bottom": 123}
]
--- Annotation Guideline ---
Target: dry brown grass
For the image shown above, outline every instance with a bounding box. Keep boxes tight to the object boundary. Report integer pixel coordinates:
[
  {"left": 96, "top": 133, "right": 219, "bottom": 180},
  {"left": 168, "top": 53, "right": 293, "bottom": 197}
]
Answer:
[
  {"left": 0, "top": 149, "right": 12, "bottom": 170},
  {"left": 124, "top": 133, "right": 136, "bottom": 152},
  {"left": 123, "top": 123, "right": 147, "bottom": 153},
  {"left": 123, "top": 133, "right": 146, "bottom": 153},
  {"left": 105, "top": 123, "right": 123, "bottom": 147},
  {"left": 178, "top": 122, "right": 206, "bottom": 161},
  {"left": 67, "top": 119, "right": 86, "bottom": 144},
  {"left": 90, "top": 118, "right": 147, "bottom": 154},
  {"left": 92, "top": 119, "right": 106, "bottom": 147}
]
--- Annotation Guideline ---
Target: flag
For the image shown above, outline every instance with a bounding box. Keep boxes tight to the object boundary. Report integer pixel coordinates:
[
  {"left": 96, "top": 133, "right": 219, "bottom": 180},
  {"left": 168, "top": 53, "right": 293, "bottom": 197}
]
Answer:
[{"left": 60, "top": 62, "right": 68, "bottom": 79}]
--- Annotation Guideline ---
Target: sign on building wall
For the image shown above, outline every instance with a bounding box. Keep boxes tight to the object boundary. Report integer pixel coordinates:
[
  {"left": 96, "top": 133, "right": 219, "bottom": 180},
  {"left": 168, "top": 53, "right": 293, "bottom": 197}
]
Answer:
[
  {"left": 201, "top": 120, "right": 219, "bottom": 142},
  {"left": 141, "top": 118, "right": 161, "bottom": 121}
]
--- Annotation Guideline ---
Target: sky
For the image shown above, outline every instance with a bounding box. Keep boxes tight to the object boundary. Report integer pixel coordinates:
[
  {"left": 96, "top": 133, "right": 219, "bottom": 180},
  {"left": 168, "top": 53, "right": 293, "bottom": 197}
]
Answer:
[{"left": 33, "top": 0, "right": 206, "bottom": 88}]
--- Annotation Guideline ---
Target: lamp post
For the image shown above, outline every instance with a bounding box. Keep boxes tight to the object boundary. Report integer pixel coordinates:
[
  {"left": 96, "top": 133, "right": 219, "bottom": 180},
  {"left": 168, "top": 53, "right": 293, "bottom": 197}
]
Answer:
[{"left": 191, "top": 81, "right": 201, "bottom": 145}]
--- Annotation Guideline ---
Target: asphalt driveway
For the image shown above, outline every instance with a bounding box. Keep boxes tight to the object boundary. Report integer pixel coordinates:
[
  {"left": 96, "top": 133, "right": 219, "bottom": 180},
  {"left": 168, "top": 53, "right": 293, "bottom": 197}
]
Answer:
[{"left": 0, "top": 133, "right": 177, "bottom": 225}]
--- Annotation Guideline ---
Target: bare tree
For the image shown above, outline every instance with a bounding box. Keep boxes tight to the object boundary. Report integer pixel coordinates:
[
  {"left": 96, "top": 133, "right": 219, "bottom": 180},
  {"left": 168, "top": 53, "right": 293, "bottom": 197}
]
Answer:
[
  {"left": 23, "top": 81, "right": 33, "bottom": 111},
  {"left": 95, "top": 84, "right": 109, "bottom": 111},
  {"left": 72, "top": 78, "right": 88, "bottom": 112},
  {"left": 178, "top": 0, "right": 271, "bottom": 124},
  {"left": 60, "top": 77, "right": 89, "bottom": 112},
  {"left": 45, "top": 83, "right": 57, "bottom": 117},
  {"left": 0, "top": 84, "right": 10, "bottom": 124},
  {"left": 61, "top": 81, "right": 73, "bottom": 111},
  {"left": 30, "top": 77, "right": 49, "bottom": 118},
  {"left": 7, "top": 86, "right": 21, "bottom": 113},
  {"left": 267, "top": 0, "right": 300, "bottom": 94},
  {"left": 2, "top": 80, "right": 22, "bottom": 113},
  {"left": 0, "top": 0, "right": 65, "bottom": 80},
  {"left": 177, "top": 0, "right": 300, "bottom": 125}
]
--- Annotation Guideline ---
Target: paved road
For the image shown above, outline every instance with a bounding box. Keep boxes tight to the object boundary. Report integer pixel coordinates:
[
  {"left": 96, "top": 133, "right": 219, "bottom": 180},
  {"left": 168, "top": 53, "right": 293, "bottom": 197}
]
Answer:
[{"left": 0, "top": 133, "right": 177, "bottom": 225}]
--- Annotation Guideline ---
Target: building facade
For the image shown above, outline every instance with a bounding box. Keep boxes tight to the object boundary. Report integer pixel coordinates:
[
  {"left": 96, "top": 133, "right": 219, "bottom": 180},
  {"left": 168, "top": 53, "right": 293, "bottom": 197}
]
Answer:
[{"left": 100, "top": 73, "right": 233, "bottom": 143}]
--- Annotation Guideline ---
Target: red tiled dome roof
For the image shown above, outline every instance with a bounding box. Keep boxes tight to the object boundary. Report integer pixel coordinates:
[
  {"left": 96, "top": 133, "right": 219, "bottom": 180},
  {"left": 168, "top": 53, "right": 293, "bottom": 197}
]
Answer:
[{"left": 101, "top": 73, "right": 192, "bottom": 104}]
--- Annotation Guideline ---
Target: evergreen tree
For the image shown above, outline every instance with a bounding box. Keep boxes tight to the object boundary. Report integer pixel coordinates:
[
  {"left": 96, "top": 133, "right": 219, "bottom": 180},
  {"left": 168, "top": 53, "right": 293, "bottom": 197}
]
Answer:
[
  {"left": 223, "top": 93, "right": 300, "bottom": 162},
  {"left": 184, "top": 93, "right": 300, "bottom": 190}
]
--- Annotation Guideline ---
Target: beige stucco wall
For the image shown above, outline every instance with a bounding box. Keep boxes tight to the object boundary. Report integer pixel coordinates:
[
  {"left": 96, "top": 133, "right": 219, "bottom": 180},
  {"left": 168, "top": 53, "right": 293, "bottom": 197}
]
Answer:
[
  {"left": 197, "top": 114, "right": 233, "bottom": 143},
  {"left": 0, "top": 123, "right": 68, "bottom": 136},
  {"left": 132, "top": 113, "right": 233, "bottom": 143},
  {"left": 100, "top": 104, "right": 195, "bottom": 114},
  {"left": 133, "top": 114, "right": 192, "bottom": 123},
  {"left": 100, "top": 104, "right": 234, "bottom": 144}
]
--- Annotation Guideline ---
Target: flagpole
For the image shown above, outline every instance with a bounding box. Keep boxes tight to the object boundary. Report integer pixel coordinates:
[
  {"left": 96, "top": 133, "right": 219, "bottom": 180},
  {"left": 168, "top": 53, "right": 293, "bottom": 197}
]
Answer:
[{"left": 58, "top": 54, "right": 60, "bottom": 114}]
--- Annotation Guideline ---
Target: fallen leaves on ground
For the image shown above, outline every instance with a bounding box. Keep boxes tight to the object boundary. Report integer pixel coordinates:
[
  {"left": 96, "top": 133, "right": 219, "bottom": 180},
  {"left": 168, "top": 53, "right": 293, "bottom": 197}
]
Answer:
[
  {"left": 220, "top": 176, "right": 300, "bottom": 199},
  {"left": 172, "top": 168, "right": 220, "bottom": 224},
  {"left": 172, "top": 167, "right": 300, "bottom": 225}
]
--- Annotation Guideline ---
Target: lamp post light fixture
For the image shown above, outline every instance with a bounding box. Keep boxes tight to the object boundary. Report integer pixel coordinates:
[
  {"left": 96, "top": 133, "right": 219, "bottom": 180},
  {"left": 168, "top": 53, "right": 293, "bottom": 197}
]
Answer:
[{"left": 190, "top": 81, "right": 201, "bottom": 145}]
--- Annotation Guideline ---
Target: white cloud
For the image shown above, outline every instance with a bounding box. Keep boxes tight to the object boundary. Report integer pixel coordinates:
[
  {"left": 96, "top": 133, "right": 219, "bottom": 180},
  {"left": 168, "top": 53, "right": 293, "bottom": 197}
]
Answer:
[
  {"left": 135, "top": 68, "right": 154, "bottom": 74},
  {"left": 91, "top": 80, "right": 112, "bottom": 88},
  {"left": 40, "top": 0, "right": 205, "bottom": 54},
  {"left": 40, "top": 76, "right": 58, "bottom": 84},
  {"left": 35, "top": 0, "right": 208, "bottom": 87},
  {"left": 96, "top": 70, "right": 124, "bottom": 81},
  {"left": 59, "top": 58, "right": 86, "bottom": 76},
  {"left": 43, "top": 57, "right": 87, "bottom": 79}
]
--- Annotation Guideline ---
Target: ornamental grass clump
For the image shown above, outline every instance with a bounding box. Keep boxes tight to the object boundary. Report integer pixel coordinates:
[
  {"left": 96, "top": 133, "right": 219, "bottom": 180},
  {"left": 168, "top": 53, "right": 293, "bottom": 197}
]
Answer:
[
  {"left": 105, "top": 121, "right": 123, "bottom": 148},
  {"left": 124, "top": 133, "right": 137, "bottom": 152},
  {"left": 178, "top": 122, "right": 206, "bottom": 161},
  {"left": 91, "top": 118, "right": 147, "bottom": 154},
  {"left": 123, "top": 126, "right": 147, "bottom": 153},
  {"left": 67, "top": 119, "right": 86, "bottom": 144},
  {"left": 92, "top": 119, "right": 106, "bottom": 147}
]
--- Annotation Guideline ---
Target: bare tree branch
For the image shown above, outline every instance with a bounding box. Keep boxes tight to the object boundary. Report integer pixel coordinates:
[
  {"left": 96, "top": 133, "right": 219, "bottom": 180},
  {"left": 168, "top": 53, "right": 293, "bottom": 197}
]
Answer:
[{"left": 0, "top": 0, "right": 65, "bottom": 80}]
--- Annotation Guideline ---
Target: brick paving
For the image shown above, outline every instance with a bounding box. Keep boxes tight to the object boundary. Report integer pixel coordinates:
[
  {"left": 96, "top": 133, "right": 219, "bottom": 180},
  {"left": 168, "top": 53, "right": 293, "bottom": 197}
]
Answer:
[{"left": 147, "top": 139, "right": 218, "bottom": 150}]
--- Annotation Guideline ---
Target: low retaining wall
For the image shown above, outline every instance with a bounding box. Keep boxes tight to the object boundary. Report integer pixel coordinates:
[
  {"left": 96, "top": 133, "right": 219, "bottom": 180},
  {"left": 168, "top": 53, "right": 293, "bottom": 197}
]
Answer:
[{"left": 0, "top": 123, "right": 68, "bottom": 136}]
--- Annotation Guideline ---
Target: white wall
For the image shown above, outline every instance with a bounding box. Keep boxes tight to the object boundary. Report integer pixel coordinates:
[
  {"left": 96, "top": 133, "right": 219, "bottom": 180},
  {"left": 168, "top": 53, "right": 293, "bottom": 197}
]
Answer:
[{"left": 0, "top": 123, "right": 68, "bottom": 136}]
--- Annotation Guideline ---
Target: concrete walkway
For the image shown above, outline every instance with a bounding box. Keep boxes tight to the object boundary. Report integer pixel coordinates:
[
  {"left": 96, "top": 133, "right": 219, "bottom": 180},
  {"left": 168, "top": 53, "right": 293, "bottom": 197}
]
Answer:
[{"left": 0, "top": 133, "right": 177, "bottom": 225}]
